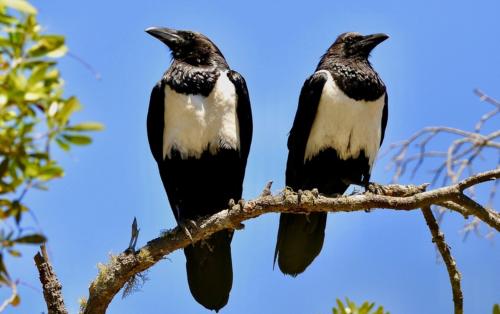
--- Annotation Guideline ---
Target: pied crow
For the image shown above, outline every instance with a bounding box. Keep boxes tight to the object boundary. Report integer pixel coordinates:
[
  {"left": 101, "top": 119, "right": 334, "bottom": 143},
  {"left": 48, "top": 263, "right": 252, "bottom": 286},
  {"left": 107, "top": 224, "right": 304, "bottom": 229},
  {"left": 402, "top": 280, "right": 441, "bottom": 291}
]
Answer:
[
  {"left": 146, "top": 27, "right": 253, "bottom": 311},
  {"left": 275, "top": 32, "right": 389, "bottom": 276}
]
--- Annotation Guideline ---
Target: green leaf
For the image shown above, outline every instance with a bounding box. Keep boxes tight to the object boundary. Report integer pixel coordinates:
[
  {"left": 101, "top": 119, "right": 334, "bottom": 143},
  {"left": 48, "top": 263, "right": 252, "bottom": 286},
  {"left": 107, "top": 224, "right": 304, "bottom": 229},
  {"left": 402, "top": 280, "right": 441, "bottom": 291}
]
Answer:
[
  {"left": 15, "top": 233, "right": 46, "bottom": 244},
  {"left": 66, "top": 121, "right": 104, "bottom": 132},
  {"left": 27, "top": 35, "right": 65, "bottom": 58},
  {"left": 56, "top": 97, "right": 81, "bottom": 125},
  {"left": 493, "top": 304, "right": 500, "bottom": 314},
  {"left": 55, "top": 137, "right": 70, "bottom": 151},
  {"left": 346, "top": 298, "right": 357, "bottom": 312},
  {"left": 46, "top": 44, "right": 67, "bottom": 58},
  {"left": 336, "top": 299, "right": 347, "bottom": 314},
  {"left": 0, "top": 158, "right": 9, "bottom": 178},
  {"left": 62, "top": 133, "right": 92, "bottom": 145},
  {"left": 0, "top": 254, "right": 9, "bottom": 278},
  {"left": 0, "top": 0, "right": 37, "bottom": 15},
  {"left": 0, "top": 13, "right": 18, "bottom": 25},
  {"left": 27, "top": 63, "right": 48, "bottom": 86},
  {"left": 7, "top": 249, "right": 21, "bottom": 257},
  {"left": 37, "top": 164, "right": 63, "bottom": 181}
]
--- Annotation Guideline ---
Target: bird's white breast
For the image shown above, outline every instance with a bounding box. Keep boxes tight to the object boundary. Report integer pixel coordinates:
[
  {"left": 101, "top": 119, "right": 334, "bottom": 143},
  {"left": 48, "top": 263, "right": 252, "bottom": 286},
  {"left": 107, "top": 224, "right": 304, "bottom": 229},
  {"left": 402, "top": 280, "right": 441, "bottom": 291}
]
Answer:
[
  {"left": 162, "top": 71, "right": 240, "bottom": 159},
  {"left": 304, "top": 70, "right": 385, "bottom": 167}
]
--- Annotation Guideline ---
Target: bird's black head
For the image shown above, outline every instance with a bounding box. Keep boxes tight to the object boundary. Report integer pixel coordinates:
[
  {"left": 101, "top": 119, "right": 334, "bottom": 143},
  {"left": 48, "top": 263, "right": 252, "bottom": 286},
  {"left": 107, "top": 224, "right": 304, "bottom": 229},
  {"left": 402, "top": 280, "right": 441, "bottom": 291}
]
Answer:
[
  {"left": 326, "top": 32, "right": 389, "bottom": 60},
  {"left": 145, "top": 27, "right": 228, "bottom": 68}
]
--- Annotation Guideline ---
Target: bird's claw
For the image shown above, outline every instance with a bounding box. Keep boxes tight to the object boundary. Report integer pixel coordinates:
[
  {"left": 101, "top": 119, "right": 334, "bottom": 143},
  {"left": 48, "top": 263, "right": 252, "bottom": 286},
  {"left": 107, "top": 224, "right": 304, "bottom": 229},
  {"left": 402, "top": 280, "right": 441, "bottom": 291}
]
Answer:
[
  {"left": 179, "top": 220, "right": 198, "bottom": 242},
  {"left": 238, "top": 199, "right": 246, "bottom": 211},
  {"left": 366, "top": 182, "right": 383, "bottom": 195}
]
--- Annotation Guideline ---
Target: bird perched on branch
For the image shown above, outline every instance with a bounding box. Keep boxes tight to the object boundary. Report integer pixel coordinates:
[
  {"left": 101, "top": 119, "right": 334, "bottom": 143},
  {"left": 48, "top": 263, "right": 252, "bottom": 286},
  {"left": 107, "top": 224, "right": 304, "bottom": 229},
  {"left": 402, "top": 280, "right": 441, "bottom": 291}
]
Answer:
[
  {"left": 275, "top": 32, "right": 389, "bottom": 276},
  {"left": 146, "top": 27, "right": 253, "bottom": 311}
]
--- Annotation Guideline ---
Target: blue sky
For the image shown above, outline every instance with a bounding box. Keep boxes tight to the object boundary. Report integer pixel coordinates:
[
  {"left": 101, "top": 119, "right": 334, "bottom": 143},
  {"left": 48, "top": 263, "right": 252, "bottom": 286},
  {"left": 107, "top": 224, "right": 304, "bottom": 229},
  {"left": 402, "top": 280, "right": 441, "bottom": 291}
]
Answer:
[{"left": 4, "top": 0, "right": 500, "bottom": 313}]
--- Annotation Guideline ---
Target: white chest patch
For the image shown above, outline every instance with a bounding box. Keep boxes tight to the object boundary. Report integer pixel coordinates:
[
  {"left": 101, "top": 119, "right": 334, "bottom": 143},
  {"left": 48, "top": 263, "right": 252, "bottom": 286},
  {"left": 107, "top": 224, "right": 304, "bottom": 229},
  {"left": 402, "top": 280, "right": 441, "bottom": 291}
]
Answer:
[
  {"left": 162, "top": 71, "right": 240, "bottom": 159},
  {"left": 304, "top": 70, "right": 385, "bottom": 167}
]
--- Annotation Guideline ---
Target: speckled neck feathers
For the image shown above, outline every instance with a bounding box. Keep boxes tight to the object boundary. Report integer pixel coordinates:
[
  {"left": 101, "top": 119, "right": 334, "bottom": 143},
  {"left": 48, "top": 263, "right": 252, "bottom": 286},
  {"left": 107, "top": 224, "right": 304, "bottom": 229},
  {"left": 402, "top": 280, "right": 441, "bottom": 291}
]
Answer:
[
  {"left": 163, "top": 61, "right": 226, "bottom": 97},
  {"left": 317, "top": 58, "right": 385, "bottom": 101}
]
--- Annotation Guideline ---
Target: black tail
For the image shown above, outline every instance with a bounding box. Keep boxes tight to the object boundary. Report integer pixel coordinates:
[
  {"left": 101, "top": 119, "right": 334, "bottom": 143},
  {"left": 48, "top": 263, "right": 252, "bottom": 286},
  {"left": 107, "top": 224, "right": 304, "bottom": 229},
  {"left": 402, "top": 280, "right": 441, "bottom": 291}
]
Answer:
[
  {"left": 274, "top": 212, "right": 327, "bottom": 276},
  {"left": 184, "top": 229, "right": 233, "bottom": 312}
]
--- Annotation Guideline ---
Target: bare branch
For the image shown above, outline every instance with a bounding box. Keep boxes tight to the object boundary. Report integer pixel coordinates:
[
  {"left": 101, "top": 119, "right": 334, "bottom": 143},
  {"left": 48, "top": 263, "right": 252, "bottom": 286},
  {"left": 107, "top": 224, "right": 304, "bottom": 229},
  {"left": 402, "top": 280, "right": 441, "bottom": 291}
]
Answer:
[
  {"left": 421, "top": 206, "right": 463, "bottom": 314},
  {"left": 474, "top": 89, "right": 500, "bottom": 109},
  {"left": 34, "top": 245, "right": 68, "bottom": 314},
  {"left": 385, "top": 89, "right": 499, "bottom": 238},
  {"left": 78, "top": 170, "right": 499, "bottom": 314},
  {"left": 453, "top": 193, "right": 500, "bottom": 230}
]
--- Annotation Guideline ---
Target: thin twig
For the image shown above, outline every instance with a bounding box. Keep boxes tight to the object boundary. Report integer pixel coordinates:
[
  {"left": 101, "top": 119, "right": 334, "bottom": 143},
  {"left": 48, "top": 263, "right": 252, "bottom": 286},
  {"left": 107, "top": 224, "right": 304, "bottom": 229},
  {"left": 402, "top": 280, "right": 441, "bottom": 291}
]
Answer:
[{"left": 421, "top": 206, "right": 463, "bottom": 314}]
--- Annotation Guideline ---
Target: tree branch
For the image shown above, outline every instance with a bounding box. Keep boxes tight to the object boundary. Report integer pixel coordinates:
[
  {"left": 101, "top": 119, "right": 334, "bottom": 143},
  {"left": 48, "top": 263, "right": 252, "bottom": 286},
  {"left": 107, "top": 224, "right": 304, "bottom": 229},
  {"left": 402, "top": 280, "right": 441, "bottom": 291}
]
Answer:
[
  {"left": 34, "top": 245, "right": 68, "bottom": 314},
  {"left": 421, "top": 206, "right": 463, "bottom": 314},
  {"left": 79, "top": 169, "right": 499, "bottom": 314}
]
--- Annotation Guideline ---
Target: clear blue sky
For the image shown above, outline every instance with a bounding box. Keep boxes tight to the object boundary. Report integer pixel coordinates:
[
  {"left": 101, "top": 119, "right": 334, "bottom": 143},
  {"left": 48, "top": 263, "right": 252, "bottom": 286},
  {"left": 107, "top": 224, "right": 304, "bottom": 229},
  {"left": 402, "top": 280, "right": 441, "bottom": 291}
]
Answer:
[{"left": 5, "top": 1, "right": 500, "bottom": 313}]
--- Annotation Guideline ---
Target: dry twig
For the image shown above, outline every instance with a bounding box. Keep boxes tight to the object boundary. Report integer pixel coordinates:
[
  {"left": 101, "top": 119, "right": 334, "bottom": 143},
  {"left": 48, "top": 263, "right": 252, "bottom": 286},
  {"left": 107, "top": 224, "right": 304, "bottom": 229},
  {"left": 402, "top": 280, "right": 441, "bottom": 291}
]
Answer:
[
  {"left": 385, "top": 89, "right": 499, "bottom": 236},
  {"left": 421, "top": 206, "right": 463, "bottom": 314}
]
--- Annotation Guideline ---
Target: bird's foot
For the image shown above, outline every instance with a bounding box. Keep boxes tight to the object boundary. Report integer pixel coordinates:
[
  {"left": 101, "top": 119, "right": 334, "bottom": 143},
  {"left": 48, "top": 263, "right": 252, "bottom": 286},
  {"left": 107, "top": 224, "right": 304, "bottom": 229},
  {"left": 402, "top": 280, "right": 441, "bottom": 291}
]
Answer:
[
  {"left": 228, "top": 198, "right": 236, "bottom": 209},
  {"left": 179, "top": 219, "right": 198, "bottom": 242},
  {"left": 238, "top": 199, "right": 246, "bottom": 211},
  {"left": 311, "top": 188, "right": 319, "bottom": 198},
  {"left": 366, "top": 182, "right": 384, "bottom": 195}
]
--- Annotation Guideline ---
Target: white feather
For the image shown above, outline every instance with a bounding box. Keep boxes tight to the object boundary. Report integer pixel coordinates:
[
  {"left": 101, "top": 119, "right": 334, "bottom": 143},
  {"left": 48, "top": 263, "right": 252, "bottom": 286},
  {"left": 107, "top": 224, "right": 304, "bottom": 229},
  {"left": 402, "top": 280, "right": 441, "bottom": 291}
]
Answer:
[
  {"left": 162, "top": 71, "right": 240, "bottom": 159},
  {"left": 304, "top": 70, "right": 385, "bottom": 168}
]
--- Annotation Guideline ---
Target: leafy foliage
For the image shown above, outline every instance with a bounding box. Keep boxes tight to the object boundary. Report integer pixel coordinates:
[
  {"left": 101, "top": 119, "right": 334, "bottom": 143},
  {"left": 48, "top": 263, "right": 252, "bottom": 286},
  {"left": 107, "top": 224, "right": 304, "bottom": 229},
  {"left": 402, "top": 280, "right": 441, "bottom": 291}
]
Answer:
[
  {"left": 332, "top": 298, "right": 389, "bottom": 314},
  {"left": 493, "top": 304, "right": 500, "bottom": 314},
  {"left": 0, "top": 0, "right": 102, "bottom": 298}
]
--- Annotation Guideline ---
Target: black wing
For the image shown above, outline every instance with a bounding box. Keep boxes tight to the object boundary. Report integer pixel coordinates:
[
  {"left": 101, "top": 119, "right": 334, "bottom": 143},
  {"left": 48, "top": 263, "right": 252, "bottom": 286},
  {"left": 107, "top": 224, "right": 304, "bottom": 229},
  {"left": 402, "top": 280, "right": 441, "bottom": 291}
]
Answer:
[
  {"left": 286, "top": 71, "right": 328, "bottom": 188},
  {"left": 379, "top": 92, "right": 388, "bottom": 146},
  {"left": 227, "top": 70, "right": 253, "bottom": 169},
  {"left": 147, "top": 81, "right": 165, "bottom": 163}
]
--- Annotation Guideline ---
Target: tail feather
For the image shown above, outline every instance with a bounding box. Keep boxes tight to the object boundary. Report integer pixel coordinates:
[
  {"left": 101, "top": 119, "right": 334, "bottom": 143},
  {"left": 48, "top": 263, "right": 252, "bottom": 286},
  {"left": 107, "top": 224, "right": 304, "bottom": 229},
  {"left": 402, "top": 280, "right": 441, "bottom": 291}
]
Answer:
[
  {"left": 274, "top": 212, "right": 327, "bottom": 276},
  {"left": 184, "top": 229, "right": 233, "bottom": 312}
]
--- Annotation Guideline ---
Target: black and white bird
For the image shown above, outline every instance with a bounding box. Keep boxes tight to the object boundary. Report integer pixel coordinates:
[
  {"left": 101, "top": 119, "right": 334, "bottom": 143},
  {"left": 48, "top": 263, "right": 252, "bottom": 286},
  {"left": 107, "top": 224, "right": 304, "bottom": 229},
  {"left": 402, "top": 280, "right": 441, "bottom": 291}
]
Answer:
[
  {"left": 274, "top": 32, "right": 389, "bottom": 276},
  {"left": 146, "top": 27, "right": 252, "bottom": 311}
]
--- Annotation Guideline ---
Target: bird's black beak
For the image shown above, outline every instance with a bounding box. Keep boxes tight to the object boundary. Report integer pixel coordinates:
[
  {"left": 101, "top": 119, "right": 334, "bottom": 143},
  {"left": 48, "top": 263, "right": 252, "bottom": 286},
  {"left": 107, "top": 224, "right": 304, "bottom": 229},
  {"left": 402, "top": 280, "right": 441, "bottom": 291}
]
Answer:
[
  {"left": 356, "top": 33, "right": 389, "bottom": 53},
  {"left": 145, "top": 27, "right": 184, "bottom": 47}
]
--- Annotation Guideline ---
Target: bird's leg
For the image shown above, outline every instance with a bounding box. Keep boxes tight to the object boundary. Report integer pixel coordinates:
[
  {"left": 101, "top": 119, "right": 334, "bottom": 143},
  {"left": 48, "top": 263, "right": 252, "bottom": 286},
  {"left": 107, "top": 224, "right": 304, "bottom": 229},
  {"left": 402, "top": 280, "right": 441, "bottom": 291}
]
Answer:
[{"left": 311, "top": 188, "right": 319, "bottom": 198}]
